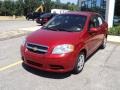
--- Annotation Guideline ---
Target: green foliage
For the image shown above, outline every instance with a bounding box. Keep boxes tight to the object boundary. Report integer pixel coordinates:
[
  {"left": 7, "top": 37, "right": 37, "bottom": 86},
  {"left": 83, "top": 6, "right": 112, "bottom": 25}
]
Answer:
[
  {"left": 0, "top": 0, "right": 14, "bottom": 16},
  {"left": 0, "top": 1, "right": 2, "bottom": 14},
  {"left": 43, "top": 0, "right": 52, "bottom": 12},
  {"left": 109, "top": 25, "right": 120, "bottom": 36},
  {"left": 23, "top": 0, "right": 42, "bottom": 15},
  {"left": 14, "top": 0, "right": 24, "bottom": 16},
  {"left": 50, "top": 1, "right": 78, "bottom": 11}
]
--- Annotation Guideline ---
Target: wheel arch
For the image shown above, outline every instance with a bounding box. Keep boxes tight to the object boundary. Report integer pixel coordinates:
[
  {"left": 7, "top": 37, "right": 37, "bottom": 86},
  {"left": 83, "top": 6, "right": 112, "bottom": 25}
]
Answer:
[{"left": 80, "top": 49, "right": 87, "bottom": 58}]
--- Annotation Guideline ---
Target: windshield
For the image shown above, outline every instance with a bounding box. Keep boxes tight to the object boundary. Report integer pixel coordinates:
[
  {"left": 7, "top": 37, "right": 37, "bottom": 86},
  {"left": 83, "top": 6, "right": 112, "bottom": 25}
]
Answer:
[{"left": 42, "top": 14, "right": 87, "bottom": 32}]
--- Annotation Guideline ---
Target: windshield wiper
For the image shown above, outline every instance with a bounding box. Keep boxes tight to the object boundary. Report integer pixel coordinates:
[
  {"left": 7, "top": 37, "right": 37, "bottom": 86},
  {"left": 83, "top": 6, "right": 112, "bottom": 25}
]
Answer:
[
  {"left": 43, "top": 26, "right": 74, "bottom": 32},
  {"left": 55, "top": 27, "right": 74, "bottom": 32},
  {"left": 42, "top": 26, "right": 57, "bottom": 31}
]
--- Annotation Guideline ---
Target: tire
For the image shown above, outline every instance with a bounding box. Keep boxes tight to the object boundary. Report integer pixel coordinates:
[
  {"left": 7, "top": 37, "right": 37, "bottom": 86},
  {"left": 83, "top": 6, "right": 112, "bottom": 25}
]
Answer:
[
  {"left": 26, "top": 17, "right": 29, "bottom": 20},
  {"left": 41, "top": 23, "right": 43, "bottom": 26},
  {"left": 73, "top": 52, "right": 85, "bottom": 74},
  {"left": 100, "top": 37, "right": 107, "bottom": 49}
]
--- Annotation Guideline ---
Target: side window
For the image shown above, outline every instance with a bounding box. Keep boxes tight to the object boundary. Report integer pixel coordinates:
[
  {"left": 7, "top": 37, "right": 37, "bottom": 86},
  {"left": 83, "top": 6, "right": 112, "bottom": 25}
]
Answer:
[{"left": 90, "top": 16, "right": 99, "bottom": 28}]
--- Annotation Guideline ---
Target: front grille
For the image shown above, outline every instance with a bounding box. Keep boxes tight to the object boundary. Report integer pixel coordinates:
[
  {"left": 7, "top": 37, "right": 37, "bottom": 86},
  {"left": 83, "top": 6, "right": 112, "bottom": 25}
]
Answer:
[{"left": 26, "top": 43, "right": 48, "bottom": 54}]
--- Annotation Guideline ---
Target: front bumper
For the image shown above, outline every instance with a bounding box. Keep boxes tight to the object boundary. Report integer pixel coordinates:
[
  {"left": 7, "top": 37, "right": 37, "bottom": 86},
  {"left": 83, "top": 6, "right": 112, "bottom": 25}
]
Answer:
[{"left": 21, "top": 45, "right": 77, "bottom": 73}]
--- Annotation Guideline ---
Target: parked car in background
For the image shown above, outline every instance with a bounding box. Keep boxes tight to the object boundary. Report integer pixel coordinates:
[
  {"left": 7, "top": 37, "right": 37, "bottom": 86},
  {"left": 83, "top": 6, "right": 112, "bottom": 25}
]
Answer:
[
  {"left": 113, "top": 16, "right": 120, "bottom": 25},
  {"left": 36, "top": 13, "right": 57, "bottom": 25},
  {"left": 21, "top": 12, "right": 108, "bottom": 74},
  {"left": 26, "top": 12, "right": 45, "bottom": 20}
]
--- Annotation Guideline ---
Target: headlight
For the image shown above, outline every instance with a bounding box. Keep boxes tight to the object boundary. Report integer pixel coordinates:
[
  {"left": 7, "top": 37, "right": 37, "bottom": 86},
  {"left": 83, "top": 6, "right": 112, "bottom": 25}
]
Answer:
[{"left": 52, "top": 44, "right": 74, "bottom": 54}]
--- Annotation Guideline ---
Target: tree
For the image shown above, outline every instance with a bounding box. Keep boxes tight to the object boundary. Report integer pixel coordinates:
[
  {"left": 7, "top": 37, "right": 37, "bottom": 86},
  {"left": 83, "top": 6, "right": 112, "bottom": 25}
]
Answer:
[
  {"left": 0, "top": 0, "right": 78, "bottom": 16},
  {"left": 23, "top": 0, "right": 42, "bottom": 15},
  {"left": 13, "top": 0, "right": 24, "bottom": 16},
  {"left": 0, "top": 0, "right": 14, "bottom": 16},
  {"left": 0, "top": 1, "right": 2, "bottom": 15},
  {"left": 43, "top": 0, "right": 52, "bottom": 12},
  {"left": 65, "top": 2, "right": 77, "bottom": 11}
]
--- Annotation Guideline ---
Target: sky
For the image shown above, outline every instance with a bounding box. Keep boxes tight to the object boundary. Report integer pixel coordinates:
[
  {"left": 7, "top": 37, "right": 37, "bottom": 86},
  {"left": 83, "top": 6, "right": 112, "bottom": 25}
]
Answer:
[{"left": 52, "top": 0, "right": 78, "bottom": 4}]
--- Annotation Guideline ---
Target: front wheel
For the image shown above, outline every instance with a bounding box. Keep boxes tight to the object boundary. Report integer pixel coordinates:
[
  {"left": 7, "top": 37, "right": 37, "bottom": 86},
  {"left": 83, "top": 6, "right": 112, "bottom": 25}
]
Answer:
[{"left": 73, "top": 52, "right": 85, "bottom": 74}]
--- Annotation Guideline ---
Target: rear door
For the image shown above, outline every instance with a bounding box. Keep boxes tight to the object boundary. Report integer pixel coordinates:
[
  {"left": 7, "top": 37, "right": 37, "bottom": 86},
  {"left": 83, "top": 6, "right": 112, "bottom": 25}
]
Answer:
[
  {"left": 86, "top": 14, "right": 106, "bottom": 55},
  {"left": 95, "top": 15, "right": 107, "bottom": 46},
  {"left": 86, "top": 15, "right": 99, "bottom": 56}
]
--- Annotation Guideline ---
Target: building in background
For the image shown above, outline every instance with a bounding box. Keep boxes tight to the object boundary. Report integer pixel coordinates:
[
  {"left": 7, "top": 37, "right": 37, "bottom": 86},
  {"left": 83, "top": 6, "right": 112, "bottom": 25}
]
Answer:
[
  {"left": 80, "top": 0, "right": 106, "bottom": 18},
  {"left": 78, "top": 0, "right": 115, "bottom": 28}
]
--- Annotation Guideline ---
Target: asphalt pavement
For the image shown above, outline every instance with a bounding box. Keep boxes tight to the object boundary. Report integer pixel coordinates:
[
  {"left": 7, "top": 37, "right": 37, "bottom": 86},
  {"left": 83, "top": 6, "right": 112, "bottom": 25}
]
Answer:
[
  {"left": 0, "top": 21, "right": 37, "bottom": 31},
  {"left": 0, "top": 36, "right": 120, "bottom": 90},
  {"left": 0, "top": 20, "right": 41, "bottom": 41}
]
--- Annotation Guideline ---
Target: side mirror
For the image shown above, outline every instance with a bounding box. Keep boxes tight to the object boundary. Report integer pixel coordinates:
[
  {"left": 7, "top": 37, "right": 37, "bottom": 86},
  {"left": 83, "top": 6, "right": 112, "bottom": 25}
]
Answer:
[{"left": 89, "top": 27, "right": 97, "bottom": 33}]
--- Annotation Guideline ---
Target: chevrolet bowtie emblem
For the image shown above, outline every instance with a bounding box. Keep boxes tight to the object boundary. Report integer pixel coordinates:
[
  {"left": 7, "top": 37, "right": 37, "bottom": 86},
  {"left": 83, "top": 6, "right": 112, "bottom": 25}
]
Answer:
[{"left": 32, "top": 47, "right": 38, "bottom": 51}]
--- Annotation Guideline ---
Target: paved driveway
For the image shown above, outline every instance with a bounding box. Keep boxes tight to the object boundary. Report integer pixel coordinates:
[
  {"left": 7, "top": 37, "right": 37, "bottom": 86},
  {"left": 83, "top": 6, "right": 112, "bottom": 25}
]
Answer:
[
  {"left": 0, "top": 37, "right": 120, "bottom": 90},
  {"left": 0, "top": 21, "right": 37, "bottom": 31}
]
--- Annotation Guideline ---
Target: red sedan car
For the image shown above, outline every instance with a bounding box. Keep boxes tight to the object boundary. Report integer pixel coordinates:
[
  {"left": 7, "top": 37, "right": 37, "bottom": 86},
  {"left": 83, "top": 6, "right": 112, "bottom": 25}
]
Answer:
[{"left": 21, "top": 12, "right": 108, "bottom": 74}]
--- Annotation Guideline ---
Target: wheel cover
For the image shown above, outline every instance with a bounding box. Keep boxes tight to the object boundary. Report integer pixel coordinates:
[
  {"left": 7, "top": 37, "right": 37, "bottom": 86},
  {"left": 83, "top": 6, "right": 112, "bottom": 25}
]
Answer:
[{"left": 77, "top": 54, "right": 85, "bottom": 71}]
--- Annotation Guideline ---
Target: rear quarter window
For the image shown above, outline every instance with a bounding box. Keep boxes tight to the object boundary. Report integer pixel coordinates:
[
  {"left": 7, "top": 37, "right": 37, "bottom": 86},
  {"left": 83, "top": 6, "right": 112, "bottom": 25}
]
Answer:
[{"left": 97, "top": 17, "right": 103, "bottom": 25}]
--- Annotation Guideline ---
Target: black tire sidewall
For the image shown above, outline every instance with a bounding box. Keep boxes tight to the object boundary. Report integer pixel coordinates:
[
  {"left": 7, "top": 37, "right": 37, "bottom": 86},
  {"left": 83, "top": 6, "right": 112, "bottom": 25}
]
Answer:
[
  {"left": 101, "top": 37, "right": 107, "bottom": 49},
  {"left": 73, "top": 52, "right": 85, "bottom": 74}
]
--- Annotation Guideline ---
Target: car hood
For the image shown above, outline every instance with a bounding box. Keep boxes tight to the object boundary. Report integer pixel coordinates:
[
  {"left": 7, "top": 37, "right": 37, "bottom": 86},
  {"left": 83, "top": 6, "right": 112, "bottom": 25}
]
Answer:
[{"left": 26, "top": 29, "right": 81, "bottom": 46}]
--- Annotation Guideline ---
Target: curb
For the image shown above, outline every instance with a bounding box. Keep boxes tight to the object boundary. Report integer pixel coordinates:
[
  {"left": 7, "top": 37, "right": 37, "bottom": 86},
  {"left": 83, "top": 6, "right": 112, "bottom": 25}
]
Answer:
[
  {"left": 107, "top": 35, "right": 120, "bottom": 44},
  {"left": 0, "top": 16, "right": 25, "bottom": 21}
]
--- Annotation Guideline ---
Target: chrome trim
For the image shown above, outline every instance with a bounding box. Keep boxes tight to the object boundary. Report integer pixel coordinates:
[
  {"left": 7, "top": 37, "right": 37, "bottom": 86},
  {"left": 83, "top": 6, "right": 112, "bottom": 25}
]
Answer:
[
  {"left": 27, "top": 42, "right": 49, "bottom": 48},
  {"left": 26, "top": 46, "right": 48, "bottom": 53}
]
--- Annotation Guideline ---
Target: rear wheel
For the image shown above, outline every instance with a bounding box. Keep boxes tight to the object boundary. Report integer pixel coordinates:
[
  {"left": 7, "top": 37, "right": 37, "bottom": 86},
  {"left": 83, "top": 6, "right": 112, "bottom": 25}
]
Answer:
[
  {"left": 27, "top": 17, "right": 30, "bottom": 21},
  {"left": 73, "top": 52, "right": 85, "bottom": 74},
  {"left": 100, "top": 37, "right": 107, "bottom": 49}
]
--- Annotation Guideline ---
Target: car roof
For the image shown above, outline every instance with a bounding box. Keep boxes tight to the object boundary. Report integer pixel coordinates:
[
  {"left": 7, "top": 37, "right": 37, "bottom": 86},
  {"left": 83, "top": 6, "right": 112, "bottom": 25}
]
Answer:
[
  {"left": 40, "top": 13, "right": 57, "bottom": 17},
  {"left": 64, "top": 11, "right": 98, "bottom": 17},
  {"left": 42, "top": 13, "right": 56, "bottom": 16}
]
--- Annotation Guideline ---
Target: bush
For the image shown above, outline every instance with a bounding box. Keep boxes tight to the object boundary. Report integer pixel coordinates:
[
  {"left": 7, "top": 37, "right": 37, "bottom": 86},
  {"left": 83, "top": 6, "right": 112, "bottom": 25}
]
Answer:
[{"left": 109, "top": 25, "right": 120, "bottom": 36}]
